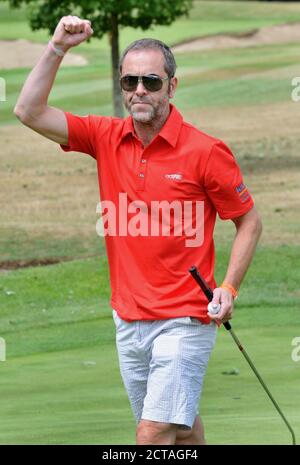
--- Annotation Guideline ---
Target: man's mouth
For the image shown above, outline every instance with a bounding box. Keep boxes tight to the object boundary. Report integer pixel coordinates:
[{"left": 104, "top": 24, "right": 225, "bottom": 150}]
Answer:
[{"left": 131, "top": 101, "right": 151, "bottom": 105}]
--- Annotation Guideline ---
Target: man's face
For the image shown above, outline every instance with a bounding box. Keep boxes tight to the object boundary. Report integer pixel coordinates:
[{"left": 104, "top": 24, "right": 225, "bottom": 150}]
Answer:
[{"left": 120, "top": 49, "right": 177, "bottom": 123}]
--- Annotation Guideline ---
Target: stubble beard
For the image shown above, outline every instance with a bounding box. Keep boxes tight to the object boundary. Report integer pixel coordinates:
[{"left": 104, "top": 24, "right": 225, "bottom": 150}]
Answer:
[
  {"left": 130, "top": 106, "right": 155, "bottom": 123},
  {"left": 125, "top": 94, "right": 169, "bottom": 124}
]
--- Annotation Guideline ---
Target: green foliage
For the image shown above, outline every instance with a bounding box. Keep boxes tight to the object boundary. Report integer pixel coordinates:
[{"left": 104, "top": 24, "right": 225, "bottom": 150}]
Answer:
[{"left": 2, "top": 0, "right": 193, "bottom": 37}]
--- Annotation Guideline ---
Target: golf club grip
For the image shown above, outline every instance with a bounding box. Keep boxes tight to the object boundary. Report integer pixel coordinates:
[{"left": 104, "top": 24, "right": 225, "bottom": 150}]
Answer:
[
  {"left": 189, "top": 266, "right": 232, "bottom": 331},
  {"left": 189, "top": 266, "right": 213, "bottom": 301}
]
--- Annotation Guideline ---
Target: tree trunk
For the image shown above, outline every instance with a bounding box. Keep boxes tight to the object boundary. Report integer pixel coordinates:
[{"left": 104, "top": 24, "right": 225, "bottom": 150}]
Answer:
[{"left": 110, "top": 13, "right": 123, "bottom": 118}]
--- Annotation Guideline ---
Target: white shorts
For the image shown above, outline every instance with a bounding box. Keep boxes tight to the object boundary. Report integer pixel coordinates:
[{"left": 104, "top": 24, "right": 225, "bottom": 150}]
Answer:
[{"left": 112, "top": 310, "right": 217, "bottom": 429}]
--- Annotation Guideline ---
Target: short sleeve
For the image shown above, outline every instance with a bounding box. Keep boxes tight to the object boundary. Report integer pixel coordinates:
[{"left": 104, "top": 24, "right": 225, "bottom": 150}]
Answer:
[
  {"left": 204, "top": 141, "right": 254, "bottom": 220},
  {"left": 60, "top": 112, "right": 101, "bottom": 159}
]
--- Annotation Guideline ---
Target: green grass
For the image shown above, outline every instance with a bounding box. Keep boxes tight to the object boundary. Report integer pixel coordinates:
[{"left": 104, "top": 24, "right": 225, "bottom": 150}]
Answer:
[
  {"left": 0, "top": 246, "right": 299, "bottom": 444},
  {"left": 0, "top": 228, "right": 104, "bottom": 263}
]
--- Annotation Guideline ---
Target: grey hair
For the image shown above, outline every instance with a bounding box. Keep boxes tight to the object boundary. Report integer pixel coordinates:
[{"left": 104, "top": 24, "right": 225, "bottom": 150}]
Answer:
[{"left": 119, "top": 38, "right": 177, "bottom": 78}]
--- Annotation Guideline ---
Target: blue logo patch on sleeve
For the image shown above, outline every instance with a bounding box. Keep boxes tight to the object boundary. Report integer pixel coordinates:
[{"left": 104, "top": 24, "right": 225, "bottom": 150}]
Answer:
[{"left": 235, "top": 183, "right": 250, "bottom": 203}]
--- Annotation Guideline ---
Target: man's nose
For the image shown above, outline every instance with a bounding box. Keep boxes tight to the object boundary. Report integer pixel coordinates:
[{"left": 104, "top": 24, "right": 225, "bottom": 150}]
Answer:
[{"left": 135, "top": 81, "right": 147, "bottom": 96}]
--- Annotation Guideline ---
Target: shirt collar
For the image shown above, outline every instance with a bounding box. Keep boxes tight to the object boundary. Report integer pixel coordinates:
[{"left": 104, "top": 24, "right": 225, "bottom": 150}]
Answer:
[{"left": 121, "top": 104, "right": 183, "bottom": 148}]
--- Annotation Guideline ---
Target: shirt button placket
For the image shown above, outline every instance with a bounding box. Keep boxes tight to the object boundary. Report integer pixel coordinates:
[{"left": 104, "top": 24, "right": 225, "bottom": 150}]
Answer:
[{"left": 137, "top": 154, "right": 147, "bottom": 190}]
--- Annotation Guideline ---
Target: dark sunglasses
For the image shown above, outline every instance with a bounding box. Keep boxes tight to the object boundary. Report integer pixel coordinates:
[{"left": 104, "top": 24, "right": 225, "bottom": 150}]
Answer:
[{"left": 120, "top": 74, "right": 169, "bottom": 92}]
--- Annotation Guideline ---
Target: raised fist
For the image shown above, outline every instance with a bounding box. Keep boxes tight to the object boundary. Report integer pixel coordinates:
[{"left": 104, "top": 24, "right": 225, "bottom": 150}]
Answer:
[{"left": 52, "top": 16, "right": 93, "bottom": 51}]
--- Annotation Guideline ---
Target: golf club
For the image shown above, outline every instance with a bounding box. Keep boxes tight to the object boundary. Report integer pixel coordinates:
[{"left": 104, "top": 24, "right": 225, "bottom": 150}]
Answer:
[{"left": 189, "top": 265, "right": 296, "bottom": 446}]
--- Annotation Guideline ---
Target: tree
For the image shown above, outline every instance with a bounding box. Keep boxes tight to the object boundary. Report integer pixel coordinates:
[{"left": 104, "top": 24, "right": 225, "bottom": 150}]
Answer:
[{"left": 5, "top": 0, "right": 193, "bottom": 116}]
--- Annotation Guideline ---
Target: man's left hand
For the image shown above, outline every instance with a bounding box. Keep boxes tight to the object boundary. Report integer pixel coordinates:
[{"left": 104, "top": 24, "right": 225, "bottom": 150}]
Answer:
[{"left": 208, "top": 287, "right": 234, "bottom": 323}]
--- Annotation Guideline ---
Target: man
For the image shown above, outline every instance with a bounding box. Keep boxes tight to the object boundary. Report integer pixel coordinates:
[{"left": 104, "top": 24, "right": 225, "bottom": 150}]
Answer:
[{"left": 14, "top": 16, "right": 262, "bottom": 445}]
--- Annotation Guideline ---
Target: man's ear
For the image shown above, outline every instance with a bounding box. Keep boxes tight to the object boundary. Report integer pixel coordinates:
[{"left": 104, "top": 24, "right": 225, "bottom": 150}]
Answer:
[{"left": 168, "top": 77, "right": 178, "bottom": 99}]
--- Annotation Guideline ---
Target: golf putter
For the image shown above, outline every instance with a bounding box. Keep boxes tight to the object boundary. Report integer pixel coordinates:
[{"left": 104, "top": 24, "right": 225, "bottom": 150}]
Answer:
[{"left": 189, "top": 265, "right": 296, "bottom": 446}]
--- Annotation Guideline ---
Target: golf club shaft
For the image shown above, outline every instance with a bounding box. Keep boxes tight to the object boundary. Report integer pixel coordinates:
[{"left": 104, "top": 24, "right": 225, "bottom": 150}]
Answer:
[{"left": 189, "top": 265, "right": 296, "bottom": 445}]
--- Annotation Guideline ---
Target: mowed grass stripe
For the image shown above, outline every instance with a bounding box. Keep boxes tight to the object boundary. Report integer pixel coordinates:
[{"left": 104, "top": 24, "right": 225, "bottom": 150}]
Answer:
[
  {"left": 0, "top": 69, "right": 113, "bottom": 124},
  {"left": 2, "top": 42, "right": 300, "bottom": 126},
  {"left": 175, "top": 76, "right": 291, "bottom": 109},
  {"left": 0, "top": 345, "right": 132, "bottom": 444}
]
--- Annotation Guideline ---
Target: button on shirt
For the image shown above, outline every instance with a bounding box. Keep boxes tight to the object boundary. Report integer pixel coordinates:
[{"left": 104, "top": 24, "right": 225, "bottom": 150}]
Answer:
[{"left": 61, "top": 104, "right": 254, "bottom": 323}]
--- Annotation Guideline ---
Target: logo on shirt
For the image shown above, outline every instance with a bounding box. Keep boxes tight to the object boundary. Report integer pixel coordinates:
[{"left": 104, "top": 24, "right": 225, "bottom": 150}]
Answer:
[
  {"left": 165, "top": 173, "right": 183, "bottom": 181},
  {"left": 235, "top": 183, "right": 250, "bottom": 204}
]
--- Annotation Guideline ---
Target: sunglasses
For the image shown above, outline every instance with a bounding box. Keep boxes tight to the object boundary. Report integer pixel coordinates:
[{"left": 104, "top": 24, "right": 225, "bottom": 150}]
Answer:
[{"left": 120, "top": 74, "right": 169, "bottom": 92}]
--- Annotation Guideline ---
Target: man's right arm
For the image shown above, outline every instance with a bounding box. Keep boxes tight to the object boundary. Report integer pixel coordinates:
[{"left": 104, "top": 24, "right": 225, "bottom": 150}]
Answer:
[{"left": 14, "top": 16, "right": 93, "bottom": 145}]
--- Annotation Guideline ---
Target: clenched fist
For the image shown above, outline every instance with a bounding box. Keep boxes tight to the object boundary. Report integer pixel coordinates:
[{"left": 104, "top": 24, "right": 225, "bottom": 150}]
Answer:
[{"left": 52, "top": 16, "right": 93, "bottom": 51}]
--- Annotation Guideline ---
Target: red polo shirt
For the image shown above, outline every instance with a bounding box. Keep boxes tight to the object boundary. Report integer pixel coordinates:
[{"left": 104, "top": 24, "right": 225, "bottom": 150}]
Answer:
[{"left": 61, "top": 104, "right": 254, "bottom": 323}]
